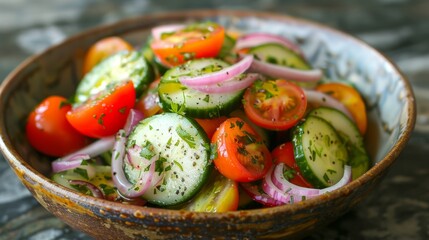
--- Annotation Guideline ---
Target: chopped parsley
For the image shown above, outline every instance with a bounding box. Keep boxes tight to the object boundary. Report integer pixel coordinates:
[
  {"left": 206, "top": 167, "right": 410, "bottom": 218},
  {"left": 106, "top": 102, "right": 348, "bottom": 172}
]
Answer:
[
  {"left": 140, "top": 141, "right": 156, "bottom": 159},
  {"left": 173, "top": 160, "right": 184, "bottom": 171},
  {"left": 176, "top": 125, "right": 196, "bottom": 148},
  {"left": 73, "top": 168, "right": 89, "bottom": 180},
  {"left": 210, "top": 142, "right": 218, "bottom": 161}
]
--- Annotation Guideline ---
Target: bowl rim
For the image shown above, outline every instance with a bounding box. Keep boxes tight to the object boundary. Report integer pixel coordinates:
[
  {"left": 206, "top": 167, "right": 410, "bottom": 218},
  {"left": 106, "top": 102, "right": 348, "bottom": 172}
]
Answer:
[{"left": 0, "top": 9, "right": 416, "bottom": 220}]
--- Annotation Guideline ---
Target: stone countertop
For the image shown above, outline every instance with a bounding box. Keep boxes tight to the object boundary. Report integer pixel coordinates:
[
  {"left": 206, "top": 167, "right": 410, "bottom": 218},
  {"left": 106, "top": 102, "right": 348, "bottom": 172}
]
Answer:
[{"left": 0, "top": 0, "right": 428, "bottom": 239}]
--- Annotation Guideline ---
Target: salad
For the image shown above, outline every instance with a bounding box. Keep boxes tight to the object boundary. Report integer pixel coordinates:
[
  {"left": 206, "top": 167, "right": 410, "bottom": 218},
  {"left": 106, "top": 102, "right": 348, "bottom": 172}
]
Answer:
[{"left": 25, "top": 21, "right": 370, "bottom": 211}]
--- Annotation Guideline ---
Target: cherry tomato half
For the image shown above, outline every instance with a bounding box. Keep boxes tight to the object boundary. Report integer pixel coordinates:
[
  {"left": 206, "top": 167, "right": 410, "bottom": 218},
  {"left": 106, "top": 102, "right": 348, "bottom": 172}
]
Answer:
[
  {"left": 83, "top": 36, "right": 133, "bottom": 75},
  {"left": 271, "top": 142, "right": 313, "bottom": 188},
  {"left": 195, "top": 116, "right": 228, "bottom": 139},
  {"left": 135, "top": 78, "right": 163, "bottom": 118},
  {"left": 243, "top": 79, "right": 307, "bottom": 131},
  {"left": 316, "top": 82, "right": 367, "bottom": 135},
  {"left": 67, "top": 81, "right": 136, "bottom": 138},
  {"left": 212, "top": 117, "right": 272, "bottom": 182},
  {"left": 26, "top": 96, "right": 89, "bottom": 157},
  {"left": 150, "top": 22, "right": 225, "bottom": 67}
]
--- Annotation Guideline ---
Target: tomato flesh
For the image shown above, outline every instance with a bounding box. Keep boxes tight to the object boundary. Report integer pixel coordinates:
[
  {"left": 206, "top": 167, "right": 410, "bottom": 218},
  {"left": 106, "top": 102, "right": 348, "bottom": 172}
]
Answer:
[
  {"left": 67, "top": 81, "right": 136, "bottom": 138},
  {"left": 135, "top": 79, "right": 162, "bottom": 118},
  {"left": 83, "top": 36, "right": 133, "bottom": 75},
  {"left": 195, "top": 116, "right": 227, "bottom": 139},
  {"left": 212, "top": 117, "right": 272, "bottom": 182},
  {"left": 316, "top": 82, "right": 367, "bottom": 135},
  {"left": 151, "top": 22, "right": 225, "bottom": 67},
  {"left": 184, "top": 170, "right": 239, "bottom": 212},
  {"left": 26, "top": 96, "right": 88, "bottom": 157},
  {"left": 243, "top": 79, "right": 307, "bottom": 131},
  {"left": 271, "top": 142, "right": 313, "bottom": 188}
]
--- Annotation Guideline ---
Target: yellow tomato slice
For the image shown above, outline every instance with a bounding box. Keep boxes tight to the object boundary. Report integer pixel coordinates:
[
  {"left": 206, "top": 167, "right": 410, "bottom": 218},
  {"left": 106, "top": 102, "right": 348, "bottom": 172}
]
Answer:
[
  {"left": 83, "top": 36, "right": 133, "bottom": 75},
  {"left": 183, "top": 170, "right": 239, "bottom": 212}
]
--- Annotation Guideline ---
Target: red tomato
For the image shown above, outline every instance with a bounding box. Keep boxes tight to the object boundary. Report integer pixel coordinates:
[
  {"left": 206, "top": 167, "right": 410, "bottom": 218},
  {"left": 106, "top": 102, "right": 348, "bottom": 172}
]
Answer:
[
  {"left": 315, "top": 82, "right": 367, "bottom": 135},
  {"left": 83, "top": 36, "right": 133, "bottom": 75},
  {"left": 243, "top": 79, "right": 307, "bottom": 131},
  {"left": 67, "top": 81, "right": 136, "bottom": 138},
  {"left": 150, "top": 22, "right": 225, "bottom": 67},
  {"left": 135, "top": 79, "right": 162, "bottom": 118},
  {"left": 26, "top": 96, "right": 88, "bottom": 157},
  {"left": 212, "top": 117, "right": 272, "bottom": 182},
  {"left": 195, "top": 116, "right": 227, "bottom": 139},
  {"left": 271, "top": 142, "right": 313, "bottom": 188}
]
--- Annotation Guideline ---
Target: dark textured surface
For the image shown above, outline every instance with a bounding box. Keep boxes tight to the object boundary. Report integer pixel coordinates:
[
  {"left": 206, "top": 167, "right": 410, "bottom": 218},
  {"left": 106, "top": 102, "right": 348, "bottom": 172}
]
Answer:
[{"left": 0, "top": 1, "right": 428, "bottom": 239}]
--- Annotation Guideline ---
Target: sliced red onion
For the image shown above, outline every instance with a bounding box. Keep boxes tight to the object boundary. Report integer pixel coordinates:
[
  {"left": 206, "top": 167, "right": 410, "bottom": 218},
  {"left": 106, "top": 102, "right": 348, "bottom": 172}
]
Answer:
[
  {"left": 151, "top": 24, "right": 184, "bottom": 40},
  {"left": 179, "top": 55, "right": 254, "bottom": 86},
  {"left": 249, "top": 57, "right": 322, "bottom": 83},
  {"left": 235, "top": 32, "right": 304, "bottom": 56},
  {"left": 111, "top": 129, "right": 157, "bottom": 198},
  {"left": 240, "top": 182, "right": 284, "bottom": 207},
  {"left": 111, "top": 130, "right": 130, "bottom": 192},
  {"left": 126, "top": 145, "right": 142, "bottom": 168},
  {"left": 51, "top": 110, "right": 143, "bottom": 173},
  {"left": 68, "top": 153, "right": 90, "bottom": 161},
  {"left": 272, "top": 163, "right": 319, "bottom": 202},
  {"left": 69, "top": 179, "right": 105, "bottom": 199},
  {"left": 125, "top": 145, "right": 162, "bottom": 184},
  {"left": 51, "top": 136, "right": 115, "bottom": 173},
  {"left": 55, "top": 153, "right": 89, "bottom": 167},
  {"left": 126, "top": 144, "right": 164, "bottom": 191},
  {"left": 264, "top": 163, "right": 352, "bottom": 204},
  {"left": 319, "top": 165, "right": 352, "bottom": 194},
  {"left": 262, "top": 166, "right": 290, "bottom": 204},
  {"left": 51, "top": 154, "right": 91, "bottom": 173},
  {"left": 188, "top": 73, "right": 260, "bottom": 94},
  {"left": 56, "top": 136, "right": 115, "bottom": 161},
  {"left": 61, "top": 136, "right": 115, "bottom": 159},
  {"left": 304, "top": 89, "right": 354, "bottom": 121},
  {"left": 124, "top": 109, "right": 144, "bottom": 136},
  {"left": 131, "top": 156, "right": 157, "bottom": 197},
  {"left": 50, "top": 109, "right": 143, "bottom": 186}
]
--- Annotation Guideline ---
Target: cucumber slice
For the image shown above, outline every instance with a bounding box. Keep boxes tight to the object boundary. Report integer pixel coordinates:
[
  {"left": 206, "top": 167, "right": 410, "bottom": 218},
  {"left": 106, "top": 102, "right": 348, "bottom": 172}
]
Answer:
[
  {"left": 292, "top": 116, "right": 348, "bottom": 188},
  {"left": 218, "top": 33, "right": 237, "bottom": 59},
  {"left": 141, "top": 37, "right": 169, "bottom": 76},
  {"left": 125, "top": 113, "right": 212, "bottom": 206},
  {"left": 52, "top": 164, "right": 118, "bottom": 200},
  {"left": 158, "top": 58, "right": 244, "bottom": 118},
  {"left": 248, "top": 43, "right": 311, "bottom": 70},
  {"left": 308, "top": 107, "right": 371, "bottom": 179},
  {"left": 75, "top": 50, "right": 154, "bottom": 103}
]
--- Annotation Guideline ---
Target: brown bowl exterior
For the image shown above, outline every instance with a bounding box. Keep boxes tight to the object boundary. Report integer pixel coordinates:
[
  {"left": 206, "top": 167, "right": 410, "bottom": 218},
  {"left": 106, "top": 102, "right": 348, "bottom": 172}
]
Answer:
[{"left": 0, "top": 10, "right": 415, "bottom": 239}]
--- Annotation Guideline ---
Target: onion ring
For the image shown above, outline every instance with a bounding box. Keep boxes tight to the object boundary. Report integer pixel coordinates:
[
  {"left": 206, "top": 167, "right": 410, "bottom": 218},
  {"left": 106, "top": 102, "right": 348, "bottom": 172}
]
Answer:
[
  {"left": 179, "top": 55, "right": 253, "bottom": 86},
  {"left": 262, "top": 166, "right": 290, "bottom": 204},
  {"left": 235, "top": 32, "right": 304, "bottom": 56},
  {"left": 111, "top": 130, "right": 158, "bottom": 198},
  {"left": 69, "top": 179, "right": 105, "bottom": 199},
  {"left": 304, "top": 89, "right": 354, "bottom": 121},
  {"left": 249, "top": 57, "right": 322, "bottom": 82},
  {"left": 188, "top": 73, "right": 260, "bottom": 94}
]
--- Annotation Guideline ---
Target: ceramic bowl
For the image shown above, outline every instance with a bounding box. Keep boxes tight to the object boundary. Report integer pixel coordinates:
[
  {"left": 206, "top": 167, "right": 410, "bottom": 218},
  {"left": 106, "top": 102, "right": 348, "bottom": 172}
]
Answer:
[{"left": 0, "top": 10, "right": 416, "bottom": 239}]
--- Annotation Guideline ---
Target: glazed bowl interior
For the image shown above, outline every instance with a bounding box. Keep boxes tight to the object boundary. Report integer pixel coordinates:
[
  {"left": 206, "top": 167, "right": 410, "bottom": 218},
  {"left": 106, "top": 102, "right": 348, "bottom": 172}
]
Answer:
[{"left": 0, "top": 10, "right": 415, "bottom": 239}]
